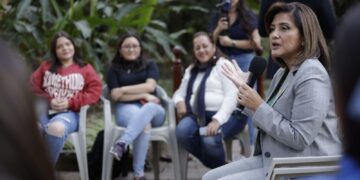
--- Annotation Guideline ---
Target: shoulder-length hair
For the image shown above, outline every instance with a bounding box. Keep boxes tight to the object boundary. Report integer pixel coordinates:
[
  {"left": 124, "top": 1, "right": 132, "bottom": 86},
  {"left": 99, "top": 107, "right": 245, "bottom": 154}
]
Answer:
[
  {"left": 49, "top": 31, "right": 84, "bottom": 73},
  {"left": 192, "top": 31, "right": 224, "bottom": 66},
  {"left": 111, "top": 32, "right": 145, "bottom": 72},
  {"left": 264, "top": 2, "right": 329, "bottom": 70}
]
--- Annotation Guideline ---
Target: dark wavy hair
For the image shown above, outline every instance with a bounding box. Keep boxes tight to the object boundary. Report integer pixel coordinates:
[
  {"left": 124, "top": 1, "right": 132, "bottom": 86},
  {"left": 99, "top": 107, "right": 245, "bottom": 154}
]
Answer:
[
  {"left": 49, "top": 31, "right": 84, "bottom": 73},
  {"left": 111, "top": 32, "right": 146, "bottom": 72},
  {"left": 265, "top": 2, "right": 329, "bottom": 70},
  {"left": 236, "top": 0, "right": 255, "bottom": 39}
]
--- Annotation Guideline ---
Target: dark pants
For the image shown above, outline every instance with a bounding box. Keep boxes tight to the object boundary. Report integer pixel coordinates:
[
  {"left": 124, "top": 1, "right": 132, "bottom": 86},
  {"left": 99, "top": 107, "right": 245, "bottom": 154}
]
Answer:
[{"left": 176, "top": 111, "right": 246, "bottom": 168}]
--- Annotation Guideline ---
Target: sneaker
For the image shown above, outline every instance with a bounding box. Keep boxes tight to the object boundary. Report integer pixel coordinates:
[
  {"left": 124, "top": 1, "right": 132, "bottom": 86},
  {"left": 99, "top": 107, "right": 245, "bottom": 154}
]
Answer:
[{"left": 110, "top": 142, "right": 126, "bottom": 161}]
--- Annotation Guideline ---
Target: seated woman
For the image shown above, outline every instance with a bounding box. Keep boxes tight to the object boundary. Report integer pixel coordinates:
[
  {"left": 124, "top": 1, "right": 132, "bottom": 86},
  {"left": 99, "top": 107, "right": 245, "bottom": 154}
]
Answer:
[
  {"left": 107, "top": 32, "right": 165, "bottom": 180},
  {"left": 31, "top": 31, "right": 102, "bottom": 164},
  {"left": 203, "top": 2, "right": 341, "bottom": 179},
  {"left": 174, "top": 32, "right": 247, "bottom": 169}
]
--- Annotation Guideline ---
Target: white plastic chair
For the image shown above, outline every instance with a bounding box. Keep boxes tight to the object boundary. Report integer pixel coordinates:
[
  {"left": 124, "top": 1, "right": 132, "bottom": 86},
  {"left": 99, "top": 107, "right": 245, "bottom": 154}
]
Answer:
[
  {"left": 224, "top": 125, "right": 254, "bottom": 161},
  {"left": 67, "top": 105, "right": 90, "bottom": 180},
  {"left": 36, "top": 98, "right": 90, "bottom": 180},
  {"left": 266, "top": 155, "right": 341, "bottom": 180},
  {"left": 101, "top": 85, "right": 181, "bottom": 180}
]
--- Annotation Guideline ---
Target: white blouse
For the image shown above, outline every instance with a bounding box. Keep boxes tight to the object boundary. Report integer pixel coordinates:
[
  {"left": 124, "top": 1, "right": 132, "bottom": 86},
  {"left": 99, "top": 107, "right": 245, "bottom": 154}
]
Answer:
[{"left": 173, "top": 57, "right": 237, "bottom": 125}]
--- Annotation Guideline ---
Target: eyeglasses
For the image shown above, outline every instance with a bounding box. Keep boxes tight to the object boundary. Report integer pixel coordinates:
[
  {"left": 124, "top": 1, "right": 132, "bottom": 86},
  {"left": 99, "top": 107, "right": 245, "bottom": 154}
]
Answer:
[{"left": 121, "top": 45, "right": 140, "bottom": 50}]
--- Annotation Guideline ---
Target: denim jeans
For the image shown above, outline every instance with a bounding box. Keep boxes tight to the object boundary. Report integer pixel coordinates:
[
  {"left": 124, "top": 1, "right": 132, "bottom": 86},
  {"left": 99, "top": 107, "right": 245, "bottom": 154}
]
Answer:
[
  {"left": 176, "top": 111, "right": 246, "bottom": 168},
  {"left": 230, "top": 53, "right": 256, "bottom": 145},
  {"left": 115, "top": 102, "right": 165, "bottom": 177},
  {"left": 39, "top": 111, "right": 79, "bottom": 164}
]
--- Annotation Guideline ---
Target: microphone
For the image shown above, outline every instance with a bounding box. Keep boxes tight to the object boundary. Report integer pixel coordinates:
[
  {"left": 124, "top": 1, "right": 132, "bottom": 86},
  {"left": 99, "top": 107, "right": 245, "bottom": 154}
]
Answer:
[{"left": 237, "top": 56, "right": 267, "bottom": 110}]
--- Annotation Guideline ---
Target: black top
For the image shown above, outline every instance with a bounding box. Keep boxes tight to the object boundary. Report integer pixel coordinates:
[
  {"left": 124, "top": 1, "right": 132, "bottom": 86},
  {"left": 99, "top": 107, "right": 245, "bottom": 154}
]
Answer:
[
  {"left": 258, "top": 0, "right": 337, "bottom": 40},
  {"left": 106, "top": 60, "right": 160, "bottom": 102},
  {"left": 209, "top": 11, "right": 258, "bottom": 55}
]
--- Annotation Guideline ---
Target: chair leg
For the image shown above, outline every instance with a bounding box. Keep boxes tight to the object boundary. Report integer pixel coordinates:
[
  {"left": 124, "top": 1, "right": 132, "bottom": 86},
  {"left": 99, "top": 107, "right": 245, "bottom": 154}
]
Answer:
[
  {"left": 224, "top": 139, "right": 233, "bottom": 162},
  {"left": 102, "top": 130, "right": 116, "bottom": 180},
  {"left": 239, "top": 126, "right": 254, "bottom": 158},
  {"left": 178, "top": 146, "right": 189, "bottom": 180},
  {"left": 168, "top": 131, "right": 182, "bottom": 180},
  {"left": 71, "top": 133, "right": 89, "bottom": 180},
  {"left": 152, "top": 141, "right": 160, "bottom": 180}
]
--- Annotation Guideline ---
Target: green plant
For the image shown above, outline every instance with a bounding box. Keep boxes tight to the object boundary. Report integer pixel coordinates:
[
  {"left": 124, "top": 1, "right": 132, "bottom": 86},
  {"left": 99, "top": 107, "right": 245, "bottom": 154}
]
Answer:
[{"left": 0, "top": 0, "right": 196, "bottom": 74}]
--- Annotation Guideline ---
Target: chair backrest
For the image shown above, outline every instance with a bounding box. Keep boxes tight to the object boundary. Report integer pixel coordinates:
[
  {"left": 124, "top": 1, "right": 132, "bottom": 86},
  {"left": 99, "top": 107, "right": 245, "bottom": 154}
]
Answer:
[
  {"left": 155, "top": 85, "right": 169, "bottom": 109},
  {"left": 266, "top": 155, "right": 341, "bottom": 180},
  {"left": 155, "top": 85, "right": 176, "bottom": 128}
]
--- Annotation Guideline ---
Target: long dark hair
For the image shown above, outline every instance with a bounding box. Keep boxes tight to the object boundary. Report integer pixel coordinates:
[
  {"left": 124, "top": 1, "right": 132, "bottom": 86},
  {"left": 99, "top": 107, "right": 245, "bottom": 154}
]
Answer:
[
  {"left": 111, "top": 32, "right": 146, "bottom": 72},
  {"left": 0, "top": 40, "right": 55, "bottom": 180},
  {"left": 236, "top": 0, "right": 255, "bottom": 40},
  {"left": 49, "top": 31, "right": 84, "bottom": 73}
]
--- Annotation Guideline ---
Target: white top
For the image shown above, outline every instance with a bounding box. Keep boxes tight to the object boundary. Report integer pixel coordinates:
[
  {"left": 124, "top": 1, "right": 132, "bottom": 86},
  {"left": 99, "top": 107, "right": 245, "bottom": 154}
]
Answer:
[{"left": 173, "top": 57, "right": 237, "bottom": 125}]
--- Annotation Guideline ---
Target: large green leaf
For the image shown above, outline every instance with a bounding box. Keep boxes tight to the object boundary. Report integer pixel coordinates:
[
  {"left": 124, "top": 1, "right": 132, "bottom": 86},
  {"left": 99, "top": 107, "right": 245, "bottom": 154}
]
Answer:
[
  {"left": 114, "top": 3, "right": 139, "bottom": 20},
  {"left": 40, "top": 0, "right": 50, "bottom": 23},
  {"left": 90, "top": 0, "right": 98, "bottom": 17},
  {"left": 119, "top": 0, "right": 157, "bottom": 32},
  {"left": 1, "top": 1, "right": 212, "bottom": 74},
  {"left": 50, "top": 0, "right": 62, "bottom": 19},
  {"left": 74, "top": 20, "right": 92, "bottom": 38},
  {"left": 145, "top": 26, "right": 174, "bottom": 60},
  {"left": 16, "top": 0, "right": 31, "bottom": 20}
]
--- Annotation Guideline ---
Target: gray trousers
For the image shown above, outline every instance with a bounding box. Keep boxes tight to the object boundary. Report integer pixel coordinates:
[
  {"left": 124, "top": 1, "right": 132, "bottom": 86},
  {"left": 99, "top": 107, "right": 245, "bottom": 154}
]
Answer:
[{"left": 202, "top": 155, "right": 265, "bottom": 180}]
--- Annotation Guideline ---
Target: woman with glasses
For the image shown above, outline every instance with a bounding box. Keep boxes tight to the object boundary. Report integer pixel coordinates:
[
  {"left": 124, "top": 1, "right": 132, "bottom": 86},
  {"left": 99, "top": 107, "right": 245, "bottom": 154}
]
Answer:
[{"left": 106, "top": 32, "right": 165, "bottom": 180}]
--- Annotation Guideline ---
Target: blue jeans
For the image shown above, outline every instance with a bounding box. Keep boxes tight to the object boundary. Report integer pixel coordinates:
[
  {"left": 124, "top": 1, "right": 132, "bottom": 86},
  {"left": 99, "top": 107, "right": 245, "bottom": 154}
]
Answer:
[
  {"left": 230, "top": 53, "right": 256, "bottom": 145},
  {"left": 176, "top": 111, "right": 246, "bottom": 168},
  {"left": 115, "top": 102, "right": 165, "bottom": 177},
  {"left": 39, "top": 111, "right": 79, "bottom": 164}
]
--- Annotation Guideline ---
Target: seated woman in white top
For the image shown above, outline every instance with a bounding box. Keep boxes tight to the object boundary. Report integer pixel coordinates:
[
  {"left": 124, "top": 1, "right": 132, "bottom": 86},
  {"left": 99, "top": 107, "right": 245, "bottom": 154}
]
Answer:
[{"left": 173, "top": 31, "right": 247, "bottom": 169}]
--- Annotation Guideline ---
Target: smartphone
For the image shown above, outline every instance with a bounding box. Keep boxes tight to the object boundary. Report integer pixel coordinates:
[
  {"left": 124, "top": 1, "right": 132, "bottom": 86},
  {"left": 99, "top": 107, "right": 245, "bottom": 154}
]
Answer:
[
  {"left": 199, "top": 127, "right": 207, "bottom": 136},
  {"left": 199, "top": 127, "right": 222, "bottom": 136}
]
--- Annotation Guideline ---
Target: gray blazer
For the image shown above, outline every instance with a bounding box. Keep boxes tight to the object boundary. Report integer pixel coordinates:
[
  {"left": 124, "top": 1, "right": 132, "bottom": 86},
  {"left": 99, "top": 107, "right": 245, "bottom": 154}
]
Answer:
[{"left": 248, "top": 59, "right": 341, "bottom": 174}]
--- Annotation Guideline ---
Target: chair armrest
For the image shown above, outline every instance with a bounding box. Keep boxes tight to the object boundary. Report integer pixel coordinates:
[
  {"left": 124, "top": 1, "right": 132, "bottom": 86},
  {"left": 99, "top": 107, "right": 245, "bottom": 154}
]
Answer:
[
  {"left": 78, "top": 105, "right": 90, "bottom": 135},
  {"left": 167, "top": 100, "right": 177, "bottom": 128},
  {"left": 100, "top": 96, "right": 113, "bottom": 130},
  {"left": 155, "top": 85, "right": 177, "bottom": 128},
  {"left": 271, "top": 165, "right": 339, "bottom": 180},
  {"left": 266, "top": 155, "right": 341, "bottom": 180}
]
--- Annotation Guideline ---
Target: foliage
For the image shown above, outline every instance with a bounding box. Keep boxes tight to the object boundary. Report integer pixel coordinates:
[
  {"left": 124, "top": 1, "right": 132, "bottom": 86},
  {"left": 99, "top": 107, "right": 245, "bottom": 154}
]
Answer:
[{"left": 0, "top": 0, "right": 206, "bottom": 74}]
